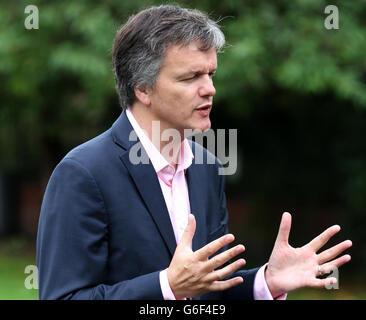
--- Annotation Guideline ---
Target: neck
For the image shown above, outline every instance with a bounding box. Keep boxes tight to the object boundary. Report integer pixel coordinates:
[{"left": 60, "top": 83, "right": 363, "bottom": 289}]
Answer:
[{"left": 128, "top": 105, "right": 182, "bottom": 166}]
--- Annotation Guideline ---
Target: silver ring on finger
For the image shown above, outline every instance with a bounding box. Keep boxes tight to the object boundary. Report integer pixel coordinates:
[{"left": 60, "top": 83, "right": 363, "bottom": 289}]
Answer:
[{"left": 317, "top": 265, "right": 323, "bottom": 276}]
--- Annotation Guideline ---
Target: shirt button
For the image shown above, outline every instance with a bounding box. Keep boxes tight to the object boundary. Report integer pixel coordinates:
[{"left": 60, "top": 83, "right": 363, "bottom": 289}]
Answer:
[{"left": 166, "top": 166, "right": 174, "bottom": 174}]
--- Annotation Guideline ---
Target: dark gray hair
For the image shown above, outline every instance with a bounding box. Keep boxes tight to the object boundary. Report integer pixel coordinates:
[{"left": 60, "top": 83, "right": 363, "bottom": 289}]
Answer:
[{"left": 112, "top": 5, "right": 225, "bottom": 109}]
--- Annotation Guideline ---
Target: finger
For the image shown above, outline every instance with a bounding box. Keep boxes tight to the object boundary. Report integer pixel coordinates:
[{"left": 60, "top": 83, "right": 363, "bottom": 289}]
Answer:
[
  {"left": 179, "top": 214, "right": 196, "bottom": 247},
  {"left": 274, "top": 212, "right": 292, "bottom": 246},
  {"left": 205, "top": 258, "right": 246, "bottom": 282},
  {"left": 195, "top": 233, "right": 235, "bottom": 261},
  {"left": 208, "top": 276, "right": 244, "bottom": 292},
  {"left": 308, "top": 277, "right": 338, "bottom": 289},
  {"left": 320, "top": 254, "right": 351, "bottom": 274},
  {"left": 204, "top": 244, "right": 245, "bottom": 272},
  {"left": 318, "top": 240, "right": 352, "bottom": 265},
  {"left": 307, "top": 225, "right": 341, "bottom": 252}
]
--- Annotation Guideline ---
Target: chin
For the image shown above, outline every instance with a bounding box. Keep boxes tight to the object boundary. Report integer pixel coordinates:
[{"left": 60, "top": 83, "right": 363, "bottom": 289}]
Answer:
[
  {"left": 199, "top": 119, "right": 211, "bottom": 132},
  {"left": 181, "top": 119, "right": 211, "bottom": 138}
]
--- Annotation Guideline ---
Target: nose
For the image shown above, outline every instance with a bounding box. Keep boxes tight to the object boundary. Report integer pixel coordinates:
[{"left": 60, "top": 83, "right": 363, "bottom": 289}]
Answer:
[{"left": 198, "top": 76, "right": 216, "bottom": 97}]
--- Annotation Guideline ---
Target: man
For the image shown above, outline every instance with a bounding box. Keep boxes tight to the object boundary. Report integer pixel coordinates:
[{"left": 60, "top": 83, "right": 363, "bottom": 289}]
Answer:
[{"left": 36, "top": 5, "right": 352, "bottom": 300}]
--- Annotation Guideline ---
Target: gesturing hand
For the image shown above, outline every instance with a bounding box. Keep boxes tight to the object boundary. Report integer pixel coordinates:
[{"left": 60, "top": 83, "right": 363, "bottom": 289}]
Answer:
[
  {"left": 265, "top": 212, "right": 352, "bottom": 298},
  {"left": 167, "top": 214, "right": 246, "bottom": 299}
]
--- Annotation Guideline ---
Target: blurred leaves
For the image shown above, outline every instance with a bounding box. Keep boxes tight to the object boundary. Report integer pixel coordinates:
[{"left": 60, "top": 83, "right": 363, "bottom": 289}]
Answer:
[
  {"left": 0, "top": 0, "right": 151, "bottom": 170},
  {"left": 206, "top": 0, "right": 366, "bottom": 112}
]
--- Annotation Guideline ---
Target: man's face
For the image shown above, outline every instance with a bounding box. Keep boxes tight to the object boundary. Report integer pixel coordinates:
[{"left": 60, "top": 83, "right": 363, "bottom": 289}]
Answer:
[{"left": 147, "top": 41, "right": 217, "bottom": 135}]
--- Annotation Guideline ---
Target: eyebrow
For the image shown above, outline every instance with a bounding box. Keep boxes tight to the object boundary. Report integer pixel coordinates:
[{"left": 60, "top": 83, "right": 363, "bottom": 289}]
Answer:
[{"left": 178, "top": 68, "right": 217, "bottom": 79}]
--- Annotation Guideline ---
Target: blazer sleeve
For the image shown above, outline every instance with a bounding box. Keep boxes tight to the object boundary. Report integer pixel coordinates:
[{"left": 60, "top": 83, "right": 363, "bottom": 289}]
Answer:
[
  {"left": 219, "top": 172, "right": 260, "bottom": 300},
  {"left": 36, "top": 158, "right": 163, "bottom": 300},
  {"left": 199, "top": 164, "right": 259, "bottom": 300}
]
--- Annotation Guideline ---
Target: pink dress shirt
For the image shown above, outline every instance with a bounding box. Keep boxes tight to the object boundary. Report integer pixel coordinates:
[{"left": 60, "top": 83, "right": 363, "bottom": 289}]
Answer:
[{"left": 126, "top": 108, "right": 285, "bottom": 300}]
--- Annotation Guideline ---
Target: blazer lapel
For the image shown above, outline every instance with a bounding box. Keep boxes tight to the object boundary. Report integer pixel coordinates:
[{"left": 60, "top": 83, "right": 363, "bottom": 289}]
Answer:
[
  {"left": 112, "top": 111, "right": 177, "bottom": 257},
  {"left": 186, "top": 157, "right": 207, "bottom": 252}
]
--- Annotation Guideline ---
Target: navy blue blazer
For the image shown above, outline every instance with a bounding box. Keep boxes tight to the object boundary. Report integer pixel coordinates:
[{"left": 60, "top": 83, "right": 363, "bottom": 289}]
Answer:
[{"left": 36, "top": 111, "right": 259, "bottom": 300}]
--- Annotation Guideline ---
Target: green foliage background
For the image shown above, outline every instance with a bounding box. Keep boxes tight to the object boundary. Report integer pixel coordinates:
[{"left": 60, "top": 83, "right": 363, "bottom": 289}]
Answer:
[{"left": 0, "top": 0, "right": 365, "bottom": 296}]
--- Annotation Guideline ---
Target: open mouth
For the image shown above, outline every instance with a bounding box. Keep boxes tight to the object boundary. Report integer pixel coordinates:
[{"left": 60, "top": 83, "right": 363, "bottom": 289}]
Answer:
[
  {"left": 196, "top": 104, "right": 212, "bottom": 111},
  {"left": 196, "top": 104, "right": 212, "bottom": 116}
]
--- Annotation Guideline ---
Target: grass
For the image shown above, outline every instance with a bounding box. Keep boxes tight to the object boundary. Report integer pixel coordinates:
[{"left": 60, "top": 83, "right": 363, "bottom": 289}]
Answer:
[
  {"left": 0, "top": 235, "right": 38, "bottom": 300},
  {"left": 0, "top": 236, "right": 364, "bottom": 300},
  {"left": 0, "top": 255, "right": 38, "bottom": 300},
  {"left": 288, "top": 285, "right": 366, "bottom": 300}
]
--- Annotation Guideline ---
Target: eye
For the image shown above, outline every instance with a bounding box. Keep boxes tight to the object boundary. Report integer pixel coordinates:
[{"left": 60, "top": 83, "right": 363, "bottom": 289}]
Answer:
[
  {"left": 209, "top": 72, "right": 216, "bottom": 79},
  {"left": 181, "top": 75, "right": 198, "bottom": 82}
]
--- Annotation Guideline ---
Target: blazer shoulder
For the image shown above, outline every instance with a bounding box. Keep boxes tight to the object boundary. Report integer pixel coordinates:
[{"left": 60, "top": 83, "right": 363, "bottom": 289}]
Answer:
[{"left": 62, "top": 129, "right": 114, "bottom": 170}]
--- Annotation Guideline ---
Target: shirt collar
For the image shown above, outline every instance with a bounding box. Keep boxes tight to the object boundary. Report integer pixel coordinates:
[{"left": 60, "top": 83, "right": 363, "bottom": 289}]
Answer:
[{"left": 125, "top": 108, "right": 194, "bottom": 175}]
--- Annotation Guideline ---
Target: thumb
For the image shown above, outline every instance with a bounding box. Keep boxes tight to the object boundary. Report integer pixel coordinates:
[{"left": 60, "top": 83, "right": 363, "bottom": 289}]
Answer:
[
  {"left": 274, "top": 212, "right": 292, "bottom": 246},
  {"left": 179, "top": 213, "right": 196, "bottom": 247}
]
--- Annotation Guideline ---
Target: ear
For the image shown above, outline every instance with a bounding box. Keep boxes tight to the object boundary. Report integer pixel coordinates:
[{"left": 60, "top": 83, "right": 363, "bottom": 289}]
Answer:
[{"left": 134, "top": 86, "right": 151, "bottom": 106}]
